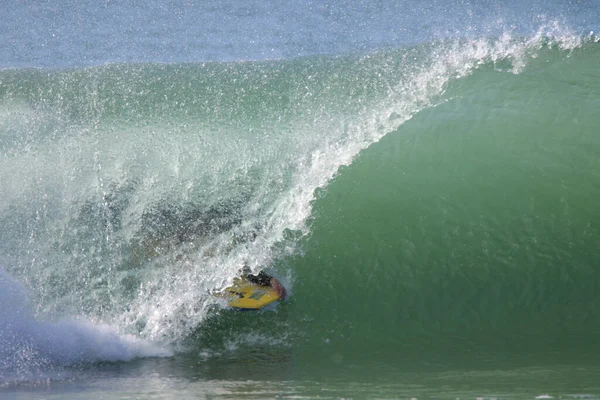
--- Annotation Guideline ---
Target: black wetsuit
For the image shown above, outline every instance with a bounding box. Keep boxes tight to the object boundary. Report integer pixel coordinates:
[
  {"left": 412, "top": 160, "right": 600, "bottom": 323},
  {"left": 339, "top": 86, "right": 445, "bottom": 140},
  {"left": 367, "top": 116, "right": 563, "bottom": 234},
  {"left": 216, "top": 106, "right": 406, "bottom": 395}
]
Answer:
[{"left": 246, "top": 271, "right": 272, "bottom": 286}]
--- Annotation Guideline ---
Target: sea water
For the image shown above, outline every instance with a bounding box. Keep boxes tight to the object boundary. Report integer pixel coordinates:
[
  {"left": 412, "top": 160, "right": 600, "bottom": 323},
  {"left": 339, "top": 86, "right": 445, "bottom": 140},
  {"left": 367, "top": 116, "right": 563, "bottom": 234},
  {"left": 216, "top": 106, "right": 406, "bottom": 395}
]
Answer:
[{"left": 1, "top": 1, "right": 600, "bottom": 398}]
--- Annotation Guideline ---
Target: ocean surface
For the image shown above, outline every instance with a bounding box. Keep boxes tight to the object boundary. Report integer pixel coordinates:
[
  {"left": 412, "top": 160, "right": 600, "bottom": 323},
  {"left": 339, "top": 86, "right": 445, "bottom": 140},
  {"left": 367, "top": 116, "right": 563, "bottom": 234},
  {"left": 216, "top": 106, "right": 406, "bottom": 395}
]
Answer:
[{"left": 1, "top": 1, "right": 600, "bottom": 398}]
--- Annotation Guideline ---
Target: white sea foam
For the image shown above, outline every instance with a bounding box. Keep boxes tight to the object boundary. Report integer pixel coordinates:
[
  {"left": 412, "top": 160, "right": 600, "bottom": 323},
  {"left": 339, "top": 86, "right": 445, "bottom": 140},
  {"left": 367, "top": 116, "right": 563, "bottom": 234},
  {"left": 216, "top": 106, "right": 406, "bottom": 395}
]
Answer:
[{"left": 0, "top": 268, "right": 171, "bottom": 384}]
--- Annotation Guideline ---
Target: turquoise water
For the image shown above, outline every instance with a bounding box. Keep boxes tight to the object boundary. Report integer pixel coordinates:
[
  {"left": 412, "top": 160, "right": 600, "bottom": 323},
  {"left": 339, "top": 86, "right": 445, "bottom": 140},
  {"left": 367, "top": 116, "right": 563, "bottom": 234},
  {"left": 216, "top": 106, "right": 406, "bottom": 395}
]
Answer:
[{"left": 1, "top": 1, "right": 600, "bottom": 398}]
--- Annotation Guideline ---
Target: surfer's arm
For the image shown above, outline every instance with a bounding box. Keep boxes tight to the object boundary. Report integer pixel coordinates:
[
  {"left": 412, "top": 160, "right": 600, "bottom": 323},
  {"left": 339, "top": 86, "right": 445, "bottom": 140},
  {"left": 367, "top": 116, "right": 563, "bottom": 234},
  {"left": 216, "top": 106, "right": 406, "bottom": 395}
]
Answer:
[{"left": 269, "top": 277, "right": 287, "bottom": 299}]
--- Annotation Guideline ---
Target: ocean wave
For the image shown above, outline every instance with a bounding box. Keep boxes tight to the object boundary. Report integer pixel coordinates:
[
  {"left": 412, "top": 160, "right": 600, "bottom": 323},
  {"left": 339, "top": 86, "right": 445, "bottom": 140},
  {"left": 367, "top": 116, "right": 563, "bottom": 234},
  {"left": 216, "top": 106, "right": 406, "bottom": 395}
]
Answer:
[{"left": 0, "top": 28, "right": 597, "bottom": 356}]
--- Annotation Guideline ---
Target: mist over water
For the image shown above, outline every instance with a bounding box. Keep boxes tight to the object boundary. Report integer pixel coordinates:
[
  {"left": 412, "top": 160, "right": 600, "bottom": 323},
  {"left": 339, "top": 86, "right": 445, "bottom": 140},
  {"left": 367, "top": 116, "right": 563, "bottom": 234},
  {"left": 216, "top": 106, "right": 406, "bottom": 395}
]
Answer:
[{"left": 1, "top": 0, "right": 600, "bottom": 396}]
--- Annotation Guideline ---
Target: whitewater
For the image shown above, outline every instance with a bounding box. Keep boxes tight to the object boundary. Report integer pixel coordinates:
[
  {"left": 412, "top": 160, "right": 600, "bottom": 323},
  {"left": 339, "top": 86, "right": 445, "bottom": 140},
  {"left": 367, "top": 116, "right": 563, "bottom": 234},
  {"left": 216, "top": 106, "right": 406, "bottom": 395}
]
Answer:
[{"left": 1, "top": 1, "right": 600, "bottom": 398}]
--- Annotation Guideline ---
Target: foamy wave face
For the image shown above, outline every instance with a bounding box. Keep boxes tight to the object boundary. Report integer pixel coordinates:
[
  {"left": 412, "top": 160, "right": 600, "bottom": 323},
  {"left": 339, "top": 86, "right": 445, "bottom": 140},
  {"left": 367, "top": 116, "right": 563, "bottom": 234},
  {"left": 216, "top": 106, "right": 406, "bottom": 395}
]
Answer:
[{"left": 0, "top": 268, "right": 171, "bottom": 385}]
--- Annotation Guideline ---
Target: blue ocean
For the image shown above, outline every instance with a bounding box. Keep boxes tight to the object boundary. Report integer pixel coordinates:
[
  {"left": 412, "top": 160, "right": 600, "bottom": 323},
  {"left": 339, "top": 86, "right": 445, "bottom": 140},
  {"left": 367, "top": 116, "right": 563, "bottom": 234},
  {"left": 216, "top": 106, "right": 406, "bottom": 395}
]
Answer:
[{"left": 1, "top": 1, "right": 599, "bottom": 398}]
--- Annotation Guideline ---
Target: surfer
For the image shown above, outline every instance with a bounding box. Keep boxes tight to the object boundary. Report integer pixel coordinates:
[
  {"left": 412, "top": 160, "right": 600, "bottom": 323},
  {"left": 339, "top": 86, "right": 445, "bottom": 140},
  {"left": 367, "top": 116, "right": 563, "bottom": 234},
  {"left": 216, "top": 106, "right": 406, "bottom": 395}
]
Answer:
[{"left": 243, "top": 267, "right": 287, "bottom": 299}]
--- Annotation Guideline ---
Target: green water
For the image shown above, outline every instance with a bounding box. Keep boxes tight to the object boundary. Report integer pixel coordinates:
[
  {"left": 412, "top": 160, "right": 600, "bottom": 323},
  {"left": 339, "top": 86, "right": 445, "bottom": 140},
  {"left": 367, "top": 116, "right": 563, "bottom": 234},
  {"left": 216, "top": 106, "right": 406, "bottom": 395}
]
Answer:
[
  {"left": 187, "top": 44, "right": 600, "bottom": 369},
  {"left": 1, "top": 36, "right": 599, "bottom": 398}
]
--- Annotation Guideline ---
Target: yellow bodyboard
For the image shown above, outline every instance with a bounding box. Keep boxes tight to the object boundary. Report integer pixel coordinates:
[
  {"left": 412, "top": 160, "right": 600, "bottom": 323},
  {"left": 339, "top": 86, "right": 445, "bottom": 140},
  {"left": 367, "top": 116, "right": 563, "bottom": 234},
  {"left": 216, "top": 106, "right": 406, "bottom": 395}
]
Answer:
[{"left": 216, "top": 277, "right": 281, "bottom": 310}]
